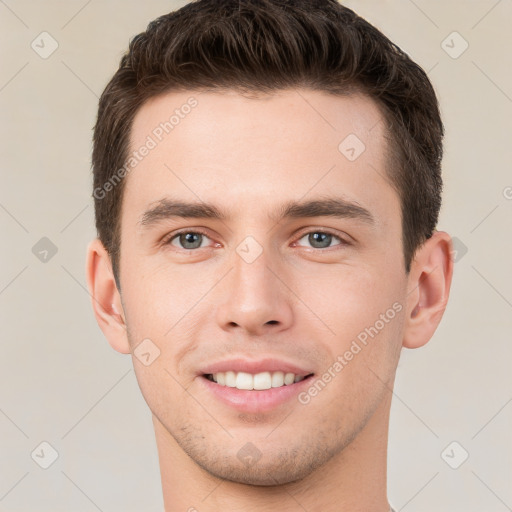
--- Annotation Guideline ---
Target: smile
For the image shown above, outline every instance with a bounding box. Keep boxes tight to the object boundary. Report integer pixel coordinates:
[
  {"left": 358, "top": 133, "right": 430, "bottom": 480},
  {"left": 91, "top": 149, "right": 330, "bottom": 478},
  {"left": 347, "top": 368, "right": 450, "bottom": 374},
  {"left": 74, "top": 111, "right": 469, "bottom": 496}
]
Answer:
[{"left": 204, "top": 370, "right": 313, "bottom": 390}]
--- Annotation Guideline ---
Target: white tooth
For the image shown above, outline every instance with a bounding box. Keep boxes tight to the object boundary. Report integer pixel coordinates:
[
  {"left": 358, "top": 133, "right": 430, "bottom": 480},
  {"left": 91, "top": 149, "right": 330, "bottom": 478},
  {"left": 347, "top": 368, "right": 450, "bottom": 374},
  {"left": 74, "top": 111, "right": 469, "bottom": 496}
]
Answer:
[
  {"left": 212, "top": 370, "right": 301, "bottom": 390},
  {"left": 236, "top": 371, "right": 254, "bottom": 390},
  {"left": 284, "top": 372, "right": 295, "bottom": 385},
  {"left": 253, "top": 372, "right": 272, "bottom": 390},
  {"left": 225, "top": 371, "right": 237, "bottom": 387},
  {"left": 271, "top": 371, "right": 285, "bottom": 387}
]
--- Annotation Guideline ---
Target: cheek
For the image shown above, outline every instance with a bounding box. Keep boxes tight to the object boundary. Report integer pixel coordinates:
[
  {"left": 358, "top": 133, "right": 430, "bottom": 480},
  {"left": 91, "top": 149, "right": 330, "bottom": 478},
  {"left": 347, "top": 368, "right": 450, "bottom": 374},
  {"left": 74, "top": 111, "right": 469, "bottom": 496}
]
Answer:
[
  {"left": 130, "top": 357, "right": 194, "bottom": 430},
  {"left": 121, "top": 263, "right": 209, "bottom": 385},
  {"left": 121, "top": 259, "right": 196, "bottom": 339},
  {"left": 295, "top": 261, "right": 402, "bottom": 333},
  {"left": 304, "top": 267, "right": 405, "bottom": 418},
  {"left": 293, "top": 260, "right": 405, "bottom": 385}
]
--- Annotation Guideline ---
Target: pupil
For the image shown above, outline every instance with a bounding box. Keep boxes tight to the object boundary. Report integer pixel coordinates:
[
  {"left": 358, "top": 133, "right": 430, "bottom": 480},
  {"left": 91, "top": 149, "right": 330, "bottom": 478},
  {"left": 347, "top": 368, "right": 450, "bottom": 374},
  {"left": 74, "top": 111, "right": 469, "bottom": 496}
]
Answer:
[
  {"left": 310, "top": 232, "right": 331, "bottom": 248},
  {"left": 181, "top": 232, "right": 201, "bottom": 249}
]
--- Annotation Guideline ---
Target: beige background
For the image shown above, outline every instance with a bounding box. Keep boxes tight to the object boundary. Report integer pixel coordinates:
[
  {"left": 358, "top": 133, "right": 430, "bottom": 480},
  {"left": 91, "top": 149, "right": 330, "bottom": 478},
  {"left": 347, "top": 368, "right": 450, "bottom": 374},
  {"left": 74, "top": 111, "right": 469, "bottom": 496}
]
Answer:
[{"left": 1, "top": 1, "right": 511, "bottom": 511}]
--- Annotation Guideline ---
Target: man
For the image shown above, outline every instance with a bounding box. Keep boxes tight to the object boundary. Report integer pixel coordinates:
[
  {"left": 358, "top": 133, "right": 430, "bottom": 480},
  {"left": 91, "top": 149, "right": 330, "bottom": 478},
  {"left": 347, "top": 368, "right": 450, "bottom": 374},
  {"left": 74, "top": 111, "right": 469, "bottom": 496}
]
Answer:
[{"left": 86, "top": 1, "right": 453, "bottom": 510}]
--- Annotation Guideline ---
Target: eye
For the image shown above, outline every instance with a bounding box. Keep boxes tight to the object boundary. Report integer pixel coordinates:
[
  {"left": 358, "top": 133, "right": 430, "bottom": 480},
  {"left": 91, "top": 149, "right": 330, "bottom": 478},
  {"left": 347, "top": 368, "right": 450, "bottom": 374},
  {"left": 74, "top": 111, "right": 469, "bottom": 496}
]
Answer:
[
  {"left": 295, "top": 230, "right": 346, "bottom": 249},
  {"left": 166, "top": 230, "right": 212, "bottom": 250},
  {"left": 163, "top": 229, "right": 348, "bottom": 251}
]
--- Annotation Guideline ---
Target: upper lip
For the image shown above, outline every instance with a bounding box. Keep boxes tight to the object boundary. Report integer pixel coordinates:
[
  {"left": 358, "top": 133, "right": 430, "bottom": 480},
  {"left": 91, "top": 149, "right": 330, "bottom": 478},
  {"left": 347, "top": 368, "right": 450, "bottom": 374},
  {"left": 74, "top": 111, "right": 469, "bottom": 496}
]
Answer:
[{"left": 199, "top": 358, "right": 314, "bottom": 377}]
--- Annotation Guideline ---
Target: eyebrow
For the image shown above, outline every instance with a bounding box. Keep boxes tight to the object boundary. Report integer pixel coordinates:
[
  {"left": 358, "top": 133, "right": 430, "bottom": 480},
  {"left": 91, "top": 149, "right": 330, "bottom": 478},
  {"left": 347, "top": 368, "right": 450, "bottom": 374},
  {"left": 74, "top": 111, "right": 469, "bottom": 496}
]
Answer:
[{"left": 139, "top": 196, "right": 375, "bottom": 228}]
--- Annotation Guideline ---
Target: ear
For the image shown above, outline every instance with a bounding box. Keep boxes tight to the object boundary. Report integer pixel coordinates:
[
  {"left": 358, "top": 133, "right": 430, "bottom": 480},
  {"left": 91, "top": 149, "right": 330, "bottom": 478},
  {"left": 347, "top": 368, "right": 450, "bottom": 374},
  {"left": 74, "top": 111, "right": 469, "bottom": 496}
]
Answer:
[
  {"left": 402, "top": 231, "right": 454, "bottom": 349},
  {"left": 86, "top": 238, "right": 131, "bottom": 354}
]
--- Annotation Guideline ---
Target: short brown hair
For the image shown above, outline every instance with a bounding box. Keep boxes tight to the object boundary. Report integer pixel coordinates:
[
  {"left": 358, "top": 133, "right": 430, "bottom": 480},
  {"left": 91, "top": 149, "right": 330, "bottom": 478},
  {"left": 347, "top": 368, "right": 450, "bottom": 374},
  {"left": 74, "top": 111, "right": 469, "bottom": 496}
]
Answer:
[{"left": 92, "top": 0, "right": 444, "bottom": 288}]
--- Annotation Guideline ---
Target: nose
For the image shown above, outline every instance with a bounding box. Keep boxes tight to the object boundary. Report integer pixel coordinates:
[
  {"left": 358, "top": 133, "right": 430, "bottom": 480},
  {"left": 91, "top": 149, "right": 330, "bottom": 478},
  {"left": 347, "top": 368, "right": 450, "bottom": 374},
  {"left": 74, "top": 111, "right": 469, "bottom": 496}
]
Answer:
[{"left": 215, "top": 244, "right": 293, "bottom": 336}]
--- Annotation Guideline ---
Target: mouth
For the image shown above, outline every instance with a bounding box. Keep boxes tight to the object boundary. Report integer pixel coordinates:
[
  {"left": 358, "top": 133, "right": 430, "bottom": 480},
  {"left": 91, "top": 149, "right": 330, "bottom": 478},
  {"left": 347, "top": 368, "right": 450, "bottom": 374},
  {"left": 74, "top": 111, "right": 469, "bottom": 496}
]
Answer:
[
  {"left": 200, "top": 371, "right": 315, "bottom": 413},
  {"left": 202, "top": 371, "right": 315, "bottom": 390},
  {"left": 198, "top": 358, "right": 316, "bottom": 412}
]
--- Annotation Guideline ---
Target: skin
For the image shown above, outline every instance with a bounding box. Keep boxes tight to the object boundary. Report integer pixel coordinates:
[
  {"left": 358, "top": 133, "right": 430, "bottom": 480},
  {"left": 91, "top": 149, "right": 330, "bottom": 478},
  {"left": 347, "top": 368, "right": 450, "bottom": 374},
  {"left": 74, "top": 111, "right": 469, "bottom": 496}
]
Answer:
[{"left": 87, "top": 89, "right": 453, "bottom": 512}]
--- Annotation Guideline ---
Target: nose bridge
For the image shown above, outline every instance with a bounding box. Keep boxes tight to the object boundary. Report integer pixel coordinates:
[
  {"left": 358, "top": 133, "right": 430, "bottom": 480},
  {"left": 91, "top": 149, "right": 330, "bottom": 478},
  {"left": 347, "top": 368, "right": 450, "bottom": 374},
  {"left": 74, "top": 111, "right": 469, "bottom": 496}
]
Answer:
[
  {"left": 231, "top": 236, "right": 276, "bottom": 304},
  {"left": 215, "top": 235, "right": 293, "bottom": 333}
]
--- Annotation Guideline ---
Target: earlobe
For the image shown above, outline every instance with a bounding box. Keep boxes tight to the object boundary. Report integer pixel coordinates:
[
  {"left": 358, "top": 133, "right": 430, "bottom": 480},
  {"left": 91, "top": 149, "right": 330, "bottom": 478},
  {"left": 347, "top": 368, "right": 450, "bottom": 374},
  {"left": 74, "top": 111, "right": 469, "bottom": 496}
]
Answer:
[
  {"left": 402, "top": 231, "right": 454, "bottom": 349},
  {"left": 86, "top": 238, "right": 131, "bottom": 354}
]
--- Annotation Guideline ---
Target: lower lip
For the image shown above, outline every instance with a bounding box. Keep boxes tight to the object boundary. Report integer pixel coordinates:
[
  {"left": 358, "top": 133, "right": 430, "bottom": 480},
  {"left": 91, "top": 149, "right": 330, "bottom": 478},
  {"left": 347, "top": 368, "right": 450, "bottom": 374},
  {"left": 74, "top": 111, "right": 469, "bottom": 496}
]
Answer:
[{"left": 198, "top": 375, "right": 314, "bottom": 413}]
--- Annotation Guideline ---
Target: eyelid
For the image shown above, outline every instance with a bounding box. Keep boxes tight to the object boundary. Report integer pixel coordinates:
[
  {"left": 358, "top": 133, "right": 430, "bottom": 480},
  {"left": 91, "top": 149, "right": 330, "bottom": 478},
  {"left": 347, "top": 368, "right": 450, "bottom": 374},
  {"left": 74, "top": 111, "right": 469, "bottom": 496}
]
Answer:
[
  {"left": 163, "top": 228, "right": 215, "bottom": 248},
  {"left": 163, "top": 226, "right": 351, "bottom": 251},
  {"left": 292, "top": 227, "right": 350, "bottom": 249}
]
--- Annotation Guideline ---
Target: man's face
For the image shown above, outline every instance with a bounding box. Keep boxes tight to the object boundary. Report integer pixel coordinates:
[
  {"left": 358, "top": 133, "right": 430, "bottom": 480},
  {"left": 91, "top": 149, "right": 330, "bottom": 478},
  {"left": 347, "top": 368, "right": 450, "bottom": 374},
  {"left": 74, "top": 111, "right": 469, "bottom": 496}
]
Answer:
[{"left": 119, "top": 89, "right": 408, "bottom": 485}]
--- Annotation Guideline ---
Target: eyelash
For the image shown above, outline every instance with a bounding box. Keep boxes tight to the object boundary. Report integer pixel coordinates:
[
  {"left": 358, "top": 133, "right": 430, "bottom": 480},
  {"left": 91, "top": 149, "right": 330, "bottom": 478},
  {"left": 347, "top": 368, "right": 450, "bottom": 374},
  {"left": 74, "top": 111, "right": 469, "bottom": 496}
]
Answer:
[{"left": 162, "top": 228, "right": 349, "bottom": 251}]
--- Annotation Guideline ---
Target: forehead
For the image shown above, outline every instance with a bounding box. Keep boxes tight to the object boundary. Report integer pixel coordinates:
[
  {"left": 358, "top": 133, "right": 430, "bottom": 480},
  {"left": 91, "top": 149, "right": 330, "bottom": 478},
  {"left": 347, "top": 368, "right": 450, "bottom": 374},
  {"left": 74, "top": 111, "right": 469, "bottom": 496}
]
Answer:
[
  {"left": 130, "top": 88, "right": 386, "bottom": 156},
  {"left": 123, "top": 89, "right": 398, "bottom": 229}
]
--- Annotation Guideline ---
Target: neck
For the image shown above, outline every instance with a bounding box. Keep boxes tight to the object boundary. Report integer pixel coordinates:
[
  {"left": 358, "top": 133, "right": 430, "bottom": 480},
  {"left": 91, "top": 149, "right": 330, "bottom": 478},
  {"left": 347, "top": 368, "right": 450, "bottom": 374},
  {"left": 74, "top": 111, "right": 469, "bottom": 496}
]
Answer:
[{"left": 153, "top": 389, "right": 393, "bottom": 512}]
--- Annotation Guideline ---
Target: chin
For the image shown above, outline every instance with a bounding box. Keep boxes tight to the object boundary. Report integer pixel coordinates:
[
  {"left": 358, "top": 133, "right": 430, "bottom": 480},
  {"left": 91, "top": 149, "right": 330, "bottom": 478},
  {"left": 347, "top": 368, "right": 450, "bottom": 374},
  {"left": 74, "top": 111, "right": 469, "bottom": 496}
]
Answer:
[
  {"left": 199, "top": 460, "right": 315, "bottom": 487},
  {"left": 188, "top": 441, "right": 337, "bottom": 487}
]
